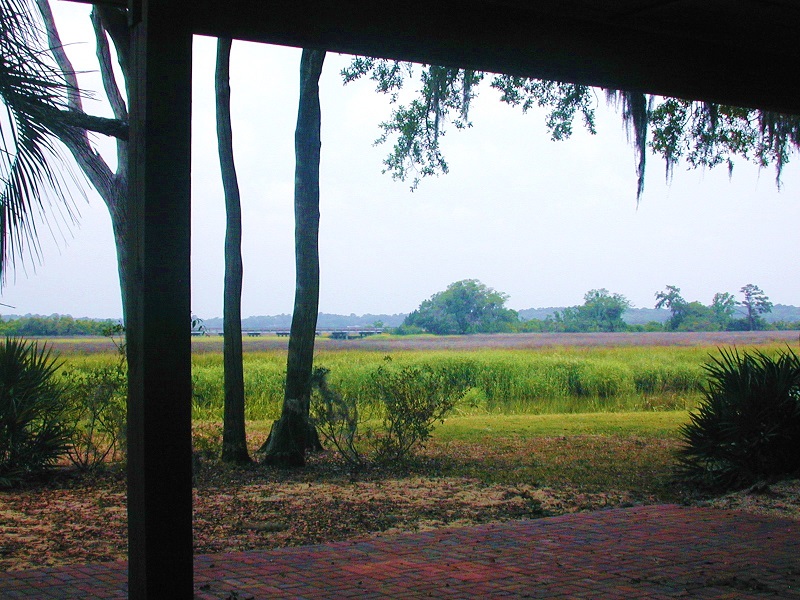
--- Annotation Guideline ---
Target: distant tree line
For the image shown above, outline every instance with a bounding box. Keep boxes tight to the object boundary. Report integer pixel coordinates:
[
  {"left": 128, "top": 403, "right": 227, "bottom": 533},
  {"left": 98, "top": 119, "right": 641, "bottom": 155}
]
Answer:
[
  {"left": 399, "top": 281, "right": 800, "bottom": 335},
  {"left": 520, "top": 284, "right": 798, "bottom": 333},
  {"left": 0, "top": 314, "right": 120, "bottom": 336},
  {"left": 7, "top": 282, "right": 797, "bottom": 338},
  {"left": 202, "top": 313, "right": 408, "bottom": 330}
]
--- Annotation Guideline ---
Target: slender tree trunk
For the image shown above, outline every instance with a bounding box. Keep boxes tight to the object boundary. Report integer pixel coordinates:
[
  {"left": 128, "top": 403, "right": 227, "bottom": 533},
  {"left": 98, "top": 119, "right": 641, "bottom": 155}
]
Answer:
[
  {"left": 37, "top": 1, "right": 130, "bottom": 322},
  {"left": 108, "top": 188, "right": 129, "bottom": 322},
  {"left": 215, "top": 38, "right": 250, "bottom": 465},
  {"left": 260, "top": 49, "right": 326, "bottom": 467}
]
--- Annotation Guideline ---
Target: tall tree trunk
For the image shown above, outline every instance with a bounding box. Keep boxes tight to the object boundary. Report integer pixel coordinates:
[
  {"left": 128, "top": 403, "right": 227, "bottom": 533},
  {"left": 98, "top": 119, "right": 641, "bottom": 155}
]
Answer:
[
  {"left": 215, "top": 37, "right": 250, "bottom": 465},
  {"left": 37, "top": 1, "right": 130, "bottom": 322},
  {"left": 107, "top": 187, "right": 130, "bottom": 322},
  {"left": 260, "top": 49, "right": 326, "bottom": 467}
]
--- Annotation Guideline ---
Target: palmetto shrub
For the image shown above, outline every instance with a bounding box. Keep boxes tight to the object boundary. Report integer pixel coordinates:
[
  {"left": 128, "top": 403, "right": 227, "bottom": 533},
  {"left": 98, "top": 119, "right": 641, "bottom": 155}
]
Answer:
[
  {"left": 678, "top": 347, "right": 800, "bottom": 489},
  {"left": 0, "top": 338, "right": 71, "bottom": 486}
]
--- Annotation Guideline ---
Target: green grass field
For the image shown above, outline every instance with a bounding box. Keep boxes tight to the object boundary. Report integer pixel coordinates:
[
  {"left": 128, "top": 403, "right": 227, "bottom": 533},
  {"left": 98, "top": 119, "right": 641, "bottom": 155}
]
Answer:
[
  {"left": 426, "top": 412, "right": 689, "bottom": 499},
  {"left": 233, "top": 411, "right": 691, "bottom": 501},
  {"left": 52, "top": 332, "right": 795, "bottom": 422},
  {"left": 434, "top": 410, "right": 688, "bottom": 441}
]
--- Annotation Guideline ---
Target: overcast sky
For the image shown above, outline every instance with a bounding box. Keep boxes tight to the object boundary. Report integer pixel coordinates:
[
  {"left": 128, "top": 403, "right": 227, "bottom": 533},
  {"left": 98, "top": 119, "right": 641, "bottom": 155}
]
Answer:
[{"left": 1, "top": 3, "right": 798, "bottom": 320}]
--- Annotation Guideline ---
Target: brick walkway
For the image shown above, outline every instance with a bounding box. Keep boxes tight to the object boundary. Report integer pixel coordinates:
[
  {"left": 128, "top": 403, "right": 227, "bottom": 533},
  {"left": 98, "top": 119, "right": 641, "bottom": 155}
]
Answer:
[{"left": 1, "top": 505, "right": 798, "bottom": 599}]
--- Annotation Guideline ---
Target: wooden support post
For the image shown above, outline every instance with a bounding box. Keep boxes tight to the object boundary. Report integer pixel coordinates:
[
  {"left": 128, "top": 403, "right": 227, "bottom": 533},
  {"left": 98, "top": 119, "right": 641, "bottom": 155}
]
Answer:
[{"left": 127, "top": 1, "right": 193, "bottom": 597}]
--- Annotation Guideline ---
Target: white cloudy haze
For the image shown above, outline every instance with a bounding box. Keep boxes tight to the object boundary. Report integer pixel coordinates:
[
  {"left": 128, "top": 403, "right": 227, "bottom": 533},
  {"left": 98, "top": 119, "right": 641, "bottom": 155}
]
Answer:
[{"left": 1, "top": 3, "right": 798, "bottom": 320}]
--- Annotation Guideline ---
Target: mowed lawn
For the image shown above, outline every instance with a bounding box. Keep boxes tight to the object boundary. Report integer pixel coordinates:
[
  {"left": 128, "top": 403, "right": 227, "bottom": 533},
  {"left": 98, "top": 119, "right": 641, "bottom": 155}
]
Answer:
[{"left": 429, "top": 411, "right": 689, "bottom": 501}]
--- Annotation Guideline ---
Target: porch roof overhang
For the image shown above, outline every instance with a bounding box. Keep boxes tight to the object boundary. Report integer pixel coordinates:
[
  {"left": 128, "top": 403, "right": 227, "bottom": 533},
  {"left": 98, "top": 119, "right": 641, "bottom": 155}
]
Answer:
[
  {"left": 188, "top": 0, "right": 800, "bottom": 115},
  {"left": 125, "top": 2, "right": 798, "bottom": 599}
]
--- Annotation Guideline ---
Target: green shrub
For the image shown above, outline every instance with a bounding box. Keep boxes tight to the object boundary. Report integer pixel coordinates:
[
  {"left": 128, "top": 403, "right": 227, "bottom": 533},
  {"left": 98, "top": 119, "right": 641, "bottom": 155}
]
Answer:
[
  {"left": 62, "top": 362, "right": 127, "bottom": 470},
  {"left": 678, "top": 347, "right": 800, "bottom": 489},
  {"left": 391, "top": 324, "right": 426, "bottom": 335},
  {"left": 0, "top": 338, "right": 71, "bottom": 486},
  {"left": 371, "top": 363, "right": 467, "bottom": 463},
  {"left": 61, "top": 326, "right": 128, "bottom": 470},
  {"left": 311, "top": 363, "right": 468, "bottom": 467},
  {"left": 309, "top": 367, "right": 364, "bottom": 469},
  {"left": 192, "top": 422, "right": 222, "bottom": 460}
]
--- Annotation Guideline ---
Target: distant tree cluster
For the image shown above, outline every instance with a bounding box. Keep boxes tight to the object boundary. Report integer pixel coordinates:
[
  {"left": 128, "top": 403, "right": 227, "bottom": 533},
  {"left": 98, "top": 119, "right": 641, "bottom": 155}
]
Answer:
[
  {"left": 402, "top": 281, "right": 795, "bottom": 335},
  {"left": 552, "top": 289, "right": 630, "bottom": 332},
  {"left": 402, "top": 280, "right": 518, "bottom": 335},
  {"left": 524, "top": 284, "right": 782, "bottom": 333},
  {"left": 515, "top": 288, "right": 635, "bottom": 333},
  {"left": 402, "top": 283, "right": 633, "bottom": 335},
  {"left": 0, "top": 314, "right": 119, "bottom": 336},
  {"left": 654, "top": 284, "right": 774, "bottom": 332}
]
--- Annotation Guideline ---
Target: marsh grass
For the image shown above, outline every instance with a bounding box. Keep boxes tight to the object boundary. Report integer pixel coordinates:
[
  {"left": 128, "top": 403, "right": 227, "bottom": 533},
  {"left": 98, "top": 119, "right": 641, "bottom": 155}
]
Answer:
[
  {"left": 312, "top": 348, "right": 705, "bottom": 417},
  {"left": 56, "top": 340, "right": 792, "bottom": 422}
]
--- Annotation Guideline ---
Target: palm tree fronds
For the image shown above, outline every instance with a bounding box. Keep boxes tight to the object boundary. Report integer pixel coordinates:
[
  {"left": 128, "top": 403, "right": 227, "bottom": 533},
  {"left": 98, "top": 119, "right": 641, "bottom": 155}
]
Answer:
[{"left": 0, "top": 0, "right": 83, "bottom": 283}]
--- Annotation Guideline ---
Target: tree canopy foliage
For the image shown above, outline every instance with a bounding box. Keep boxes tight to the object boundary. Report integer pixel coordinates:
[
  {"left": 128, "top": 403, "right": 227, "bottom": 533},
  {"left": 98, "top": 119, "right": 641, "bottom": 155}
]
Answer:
[
  {"left": 553, "top": 289, "right": 630, "bottom": 332},
  {"left": 1, "top": 0, "right": 130, "bottom": 315},
  {"left": 404, "top": 279, "right": 518, "bottom": 335},
  {"left": 0, "top": 314, "right": 119, "bottom": 336},
  {"left": 342, "top": 60, "right": 800, "bottom": 200},
  {"left": 654, "top": 284, "right": 773, "bottom": 332},
  {"left": 739, "top": 284, "right": 773, "bottom": 331},
  {"left": 515, "top": 284, "right": 789, "bottom": 333}
]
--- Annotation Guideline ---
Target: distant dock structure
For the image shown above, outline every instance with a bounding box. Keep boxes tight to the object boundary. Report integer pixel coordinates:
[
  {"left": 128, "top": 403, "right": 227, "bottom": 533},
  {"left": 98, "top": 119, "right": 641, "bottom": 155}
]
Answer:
[{"left": 206, "top": 327, "right": 384, "bottom": 339}]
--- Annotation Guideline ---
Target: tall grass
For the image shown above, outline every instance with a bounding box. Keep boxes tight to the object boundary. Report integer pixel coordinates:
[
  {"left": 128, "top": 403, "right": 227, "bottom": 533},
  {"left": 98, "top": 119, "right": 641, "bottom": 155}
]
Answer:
[
  {"left": 58, "top": 342, "right": 797, "bottom": 422},
  {"left": 55, "top": 344, "right": 746, "bottom": 420}
]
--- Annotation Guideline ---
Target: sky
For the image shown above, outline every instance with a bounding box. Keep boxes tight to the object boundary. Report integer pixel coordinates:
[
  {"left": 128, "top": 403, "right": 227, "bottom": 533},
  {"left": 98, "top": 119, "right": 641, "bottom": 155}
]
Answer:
[{"left": 1, "top": 3, "right": 799, "bottom": 320}]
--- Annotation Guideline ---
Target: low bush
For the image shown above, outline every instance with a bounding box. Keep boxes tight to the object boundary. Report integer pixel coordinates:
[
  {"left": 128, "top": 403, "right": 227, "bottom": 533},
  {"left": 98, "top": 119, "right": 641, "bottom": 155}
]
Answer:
[
  {"left": 0, "top": 338, "right": 71, "bottom": 486},
  {"left": 678, "top": 347, "right": 800, "bottom": 489},
  {"left": 311, "top": 363, "right": 468, "bottom": 467},
  {"left": 310, "top": 367, "right": 364, "bottom": 469},
  {"left": 192, "top": 422, "right": 222, "bottom": 460},
  {"left": 62, "top": 326, "right": 127, "bottom": 470},
  {"left": 371, "top": 363, "right": 468, "bottom": 463},
  {"left": 391, "top": 324, "right": 427, "bottom": 336},
  {"left": 62, "top": 362, "right": 126, "bottom": 470}
]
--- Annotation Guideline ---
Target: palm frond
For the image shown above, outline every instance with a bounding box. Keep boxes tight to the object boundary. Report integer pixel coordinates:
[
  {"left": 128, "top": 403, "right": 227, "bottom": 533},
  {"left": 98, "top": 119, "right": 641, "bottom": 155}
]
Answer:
[{"left": 0, "top": 0, "right": 82, "bottom": 283}]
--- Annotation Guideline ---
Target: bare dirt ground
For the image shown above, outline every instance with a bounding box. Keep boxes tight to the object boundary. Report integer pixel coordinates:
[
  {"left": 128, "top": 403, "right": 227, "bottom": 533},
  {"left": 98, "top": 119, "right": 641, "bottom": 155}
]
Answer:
[
  {"left": 700, "top": 479, "right": 800, "bottom": 519},
  {"left": 2, "top": 443, "right": 797, "bottom": 573},
  {"left": 0, "top": 461, "right": 636, "bottom": 572}
]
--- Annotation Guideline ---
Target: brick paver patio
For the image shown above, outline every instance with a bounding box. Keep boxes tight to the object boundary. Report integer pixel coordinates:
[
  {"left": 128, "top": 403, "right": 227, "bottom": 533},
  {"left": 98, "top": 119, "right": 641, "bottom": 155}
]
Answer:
[{"left": 1, "top": 504, "right": 798, "bottom": 598}]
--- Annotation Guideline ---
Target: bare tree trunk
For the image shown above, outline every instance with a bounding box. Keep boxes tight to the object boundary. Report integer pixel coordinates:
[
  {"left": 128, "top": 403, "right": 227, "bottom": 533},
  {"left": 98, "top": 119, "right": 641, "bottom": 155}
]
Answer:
[
  {"left": 37, "top": 1, "right": 130, "bottom": 322},
  {"left": 260, "top": 49, "right": 326, "bottom": 467},
  {"left": 107, "top": 187, "right": 130, "bottom": 321},
  {"left": 215, "top": 37, "right": 250, "bottom": 465}
]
